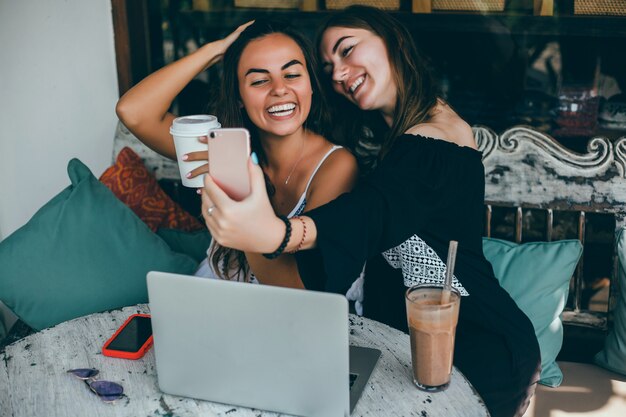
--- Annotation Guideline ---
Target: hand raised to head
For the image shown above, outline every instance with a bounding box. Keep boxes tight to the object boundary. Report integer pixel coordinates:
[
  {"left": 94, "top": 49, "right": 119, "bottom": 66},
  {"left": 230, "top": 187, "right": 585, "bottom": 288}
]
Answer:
[
  {"left": 202, "top": 21, "right": 255, "bottom": 70},
  {"left": 218, "top": 20, "right": 255, "bottom": 56}
]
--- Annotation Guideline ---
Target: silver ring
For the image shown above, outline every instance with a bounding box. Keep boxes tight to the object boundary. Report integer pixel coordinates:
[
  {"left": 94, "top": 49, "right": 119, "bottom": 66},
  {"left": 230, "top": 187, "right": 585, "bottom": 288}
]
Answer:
[{"left": 207, "top": 205, "right": 215, "bottom": 216}]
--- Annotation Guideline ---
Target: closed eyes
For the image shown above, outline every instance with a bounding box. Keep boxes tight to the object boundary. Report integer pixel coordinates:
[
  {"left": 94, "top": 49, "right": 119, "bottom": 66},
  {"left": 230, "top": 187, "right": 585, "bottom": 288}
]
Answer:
[
  {"left": 341, "top": 44, "right": 355, "bottom": 58},
  {"left": 249, "top": 73, "right": 302, "bottom": 86},
  {"left": 321, "top": 45, "right": 355, "bottom": 75}
]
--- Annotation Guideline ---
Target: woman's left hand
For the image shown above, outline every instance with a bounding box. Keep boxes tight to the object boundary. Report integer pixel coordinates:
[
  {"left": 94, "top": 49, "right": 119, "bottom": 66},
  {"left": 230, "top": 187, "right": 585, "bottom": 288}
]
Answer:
[{"left": 201, "top": 157, "right": 285, "bottom": 253}]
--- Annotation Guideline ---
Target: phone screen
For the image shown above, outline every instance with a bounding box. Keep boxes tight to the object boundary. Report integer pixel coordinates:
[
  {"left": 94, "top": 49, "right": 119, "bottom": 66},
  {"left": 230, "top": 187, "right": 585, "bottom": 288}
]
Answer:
[{"left": 106, "top": 315, "right": 153, "bottom": 352}]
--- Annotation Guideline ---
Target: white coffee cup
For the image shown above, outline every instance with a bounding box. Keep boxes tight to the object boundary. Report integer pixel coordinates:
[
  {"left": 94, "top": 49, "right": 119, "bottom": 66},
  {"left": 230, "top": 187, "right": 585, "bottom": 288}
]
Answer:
[{"left": 170, "top": 115, "right": 221, "bottom": 187}]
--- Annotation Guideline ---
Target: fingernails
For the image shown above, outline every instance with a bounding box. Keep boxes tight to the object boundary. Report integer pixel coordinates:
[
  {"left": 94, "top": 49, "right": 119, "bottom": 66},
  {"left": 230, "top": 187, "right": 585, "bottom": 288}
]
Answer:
[
  {"left": 186, "top": 172, "right": 192, "bottom": 178},
  {"left": 251, "top": 152, "right": 259, "bottom": 165},
  {"left": 182, "top": 154, "right": 188, "bottom": 161}
]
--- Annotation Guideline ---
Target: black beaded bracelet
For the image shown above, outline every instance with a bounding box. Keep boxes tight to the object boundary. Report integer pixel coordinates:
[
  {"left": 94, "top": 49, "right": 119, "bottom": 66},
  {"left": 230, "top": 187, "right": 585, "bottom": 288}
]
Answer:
[{"left": 262, "top": 215, "right": 292, "bottom": 259}]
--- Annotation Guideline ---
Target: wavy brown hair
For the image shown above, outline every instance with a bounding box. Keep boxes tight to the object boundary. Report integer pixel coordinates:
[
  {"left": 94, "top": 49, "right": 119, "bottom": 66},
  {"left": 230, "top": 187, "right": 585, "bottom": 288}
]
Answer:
[
  {"left": 209, "top": 19, "right": 331, "bottom": 280},
  {"left": 317, "top": 5, "right": 439, "bottom": 160}
]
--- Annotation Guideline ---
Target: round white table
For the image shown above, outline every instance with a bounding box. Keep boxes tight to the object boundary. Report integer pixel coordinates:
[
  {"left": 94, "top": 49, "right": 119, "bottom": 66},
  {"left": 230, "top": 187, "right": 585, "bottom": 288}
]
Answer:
[{"left": 0, "top": 305, "right": 488, "bottom": 416}]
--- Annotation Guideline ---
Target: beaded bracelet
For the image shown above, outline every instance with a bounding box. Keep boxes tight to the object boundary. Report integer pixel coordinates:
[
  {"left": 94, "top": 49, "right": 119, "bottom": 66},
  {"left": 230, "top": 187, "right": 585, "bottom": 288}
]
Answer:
[
  {"left": 262, "top": 215, "right": 292, "bottom": 259},
  {"left": 289, "top": 216, "right": 307, "bottom": 254}
]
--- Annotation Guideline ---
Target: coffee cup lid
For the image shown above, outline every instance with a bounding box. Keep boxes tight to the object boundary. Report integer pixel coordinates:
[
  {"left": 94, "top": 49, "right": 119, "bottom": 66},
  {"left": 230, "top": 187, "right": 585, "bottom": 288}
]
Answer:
[{"left": 170, "top": 115, "right": 221, "bottom": 135}]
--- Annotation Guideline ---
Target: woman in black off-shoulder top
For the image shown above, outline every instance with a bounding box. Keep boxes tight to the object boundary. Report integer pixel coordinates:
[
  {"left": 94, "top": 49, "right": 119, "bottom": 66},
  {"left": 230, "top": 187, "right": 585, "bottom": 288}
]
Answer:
[{"left": 200, "top": 6, "right": 541, "bottom": 417}]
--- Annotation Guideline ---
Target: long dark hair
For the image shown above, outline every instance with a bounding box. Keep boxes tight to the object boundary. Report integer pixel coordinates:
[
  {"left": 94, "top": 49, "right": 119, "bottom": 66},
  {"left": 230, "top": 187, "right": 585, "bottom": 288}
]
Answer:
[
  {"left": 317, "top": 5, "right": 439, "bottom": 161},
  {"left": 210, "top": 19, "right": 331, "bottom": 280}
]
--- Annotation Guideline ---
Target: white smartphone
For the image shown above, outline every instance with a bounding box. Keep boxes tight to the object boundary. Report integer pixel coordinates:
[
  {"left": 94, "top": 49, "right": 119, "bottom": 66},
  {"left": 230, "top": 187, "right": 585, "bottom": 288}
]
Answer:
[{"left": 208, "top": 128, "right": 251, "bottom": 201}]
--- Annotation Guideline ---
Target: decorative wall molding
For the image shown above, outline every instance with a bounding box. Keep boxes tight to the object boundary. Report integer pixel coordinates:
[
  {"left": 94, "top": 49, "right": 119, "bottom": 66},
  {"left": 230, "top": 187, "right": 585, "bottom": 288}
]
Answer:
[
  {"left": 473, "top": 126, "right": 497, "bottom": 160},
  {"left": 615, "top": 137, "right": 626, "bottom": 178},
  {"left": 475, "top": 125, "right": 626, "bottom": 228},
  {"left": 476, "top": 125, "right": 618, "bottom": 175}
]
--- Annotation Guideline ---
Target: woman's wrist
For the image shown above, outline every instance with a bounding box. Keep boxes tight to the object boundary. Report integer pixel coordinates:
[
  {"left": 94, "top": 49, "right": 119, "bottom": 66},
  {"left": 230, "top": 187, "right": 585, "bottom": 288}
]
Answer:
[
  {"left": 197, "top": 40, "right": 226, "bottom": 71},
  {"left": 208, "top": 38, "right": 227, "bottom": 55},
  {"left": 262, "top": 216, "right": 316, "bottom": 258},
  {"left": 288, "top": 217, "right": 307, "bottom": 254},
  {"left": 259, "top": 215, "right": 290, "bottom": 254},
  {"left": 262, "top": 216, "right": 292, "bottom": 259},
  {"left": 286, "top": 216, "right": 316, "bottom": 252}
]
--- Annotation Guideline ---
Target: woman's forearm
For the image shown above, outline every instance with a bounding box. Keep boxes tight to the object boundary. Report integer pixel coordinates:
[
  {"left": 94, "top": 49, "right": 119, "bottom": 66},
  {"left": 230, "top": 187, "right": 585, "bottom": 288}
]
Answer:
[
  {"left": 244, "top": 216, "right": 315, "bottom": 289},
  {"left": 245, "top": 252, "right": 304, "bottom": 289},
  {"left": 244, "top": 216, "right": 317, "bottom": 288},
  {"left": 115, "top": 40, "right": 227, "bottom": 159}
]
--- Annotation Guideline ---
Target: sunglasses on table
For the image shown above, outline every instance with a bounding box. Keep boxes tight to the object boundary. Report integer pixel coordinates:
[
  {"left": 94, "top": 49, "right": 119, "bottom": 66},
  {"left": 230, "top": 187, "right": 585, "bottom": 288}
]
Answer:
[{"left": 67, "top": 368, "right": 124, "bottom": 402}]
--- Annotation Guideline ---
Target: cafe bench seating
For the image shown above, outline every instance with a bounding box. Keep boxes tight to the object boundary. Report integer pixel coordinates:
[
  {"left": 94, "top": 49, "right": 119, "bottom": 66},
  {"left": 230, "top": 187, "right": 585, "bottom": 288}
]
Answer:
[{"left": 475, "top": 126, "right": 626, "bottom": 416}]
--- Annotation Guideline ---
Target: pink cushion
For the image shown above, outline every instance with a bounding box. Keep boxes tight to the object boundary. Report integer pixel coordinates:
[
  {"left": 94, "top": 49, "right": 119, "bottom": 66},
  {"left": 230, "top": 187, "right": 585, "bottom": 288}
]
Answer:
[{"left": 524, "top": 361, "right": 626, "bottom": 417}]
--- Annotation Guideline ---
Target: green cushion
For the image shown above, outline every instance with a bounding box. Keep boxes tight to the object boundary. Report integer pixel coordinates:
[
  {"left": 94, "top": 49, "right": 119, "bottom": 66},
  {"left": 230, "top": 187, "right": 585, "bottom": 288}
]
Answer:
[
  {"left": 156, "top": 228, "right": 211, "bottom": 264},
  {"left": 594, "top": 227, "right": 626, "bottom": 376},
  {"left": 483, "top": 237, "right": 583, "bottom": 387},
  {"left": 0, "top": 159, "right": 198, "bottom": 331}
]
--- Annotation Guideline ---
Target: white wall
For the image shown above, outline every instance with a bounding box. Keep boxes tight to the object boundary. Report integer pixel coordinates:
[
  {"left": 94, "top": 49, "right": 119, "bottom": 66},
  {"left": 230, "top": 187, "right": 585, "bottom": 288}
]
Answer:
[
  {"left": 0, "top": 0, "right": 119, "bottom": 240},
  {"left": 0, "top": 0, "right": 119, "bottom": 331}
]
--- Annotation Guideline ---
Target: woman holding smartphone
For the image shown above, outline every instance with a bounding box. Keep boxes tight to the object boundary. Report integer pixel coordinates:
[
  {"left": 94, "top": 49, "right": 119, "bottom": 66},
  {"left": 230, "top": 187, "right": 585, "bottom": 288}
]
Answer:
[
  {"left": 116, "top": 20, "right": 358, "bottom": 287},
  {"left": 200, "top": 6, "right": 540, "bottom": 417}
]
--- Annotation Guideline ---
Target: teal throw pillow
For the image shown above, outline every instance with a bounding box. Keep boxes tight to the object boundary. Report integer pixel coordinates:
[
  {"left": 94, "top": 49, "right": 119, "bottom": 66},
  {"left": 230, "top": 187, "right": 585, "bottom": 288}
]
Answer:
[
  {"left": 594, "top": 227, "right": 626, "bottom": 376},
  {"left": 156, "top": 228, "right": 211, "bottom": 264},
  {"left": 0, "top": 159, "right": 198, "bottom": 331},
  {"left": 483, "top": 237, "right": 583, "bottom": 387}
]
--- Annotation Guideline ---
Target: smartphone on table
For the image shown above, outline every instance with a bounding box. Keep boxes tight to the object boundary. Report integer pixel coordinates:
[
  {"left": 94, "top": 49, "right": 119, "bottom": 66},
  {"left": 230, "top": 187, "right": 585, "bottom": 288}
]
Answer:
[
  {"left": 208, "top": 128, "right": 251, "bottom": 201},
  {"left": 102, "top": 314, "right": 153, "bottom": 360}
]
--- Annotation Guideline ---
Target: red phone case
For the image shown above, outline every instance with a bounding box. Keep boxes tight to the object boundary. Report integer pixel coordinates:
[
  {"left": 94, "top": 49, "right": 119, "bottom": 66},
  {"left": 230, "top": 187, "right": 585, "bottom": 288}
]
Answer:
[{"left": 102, "top": 313, "right": 153, "bottom": 360}]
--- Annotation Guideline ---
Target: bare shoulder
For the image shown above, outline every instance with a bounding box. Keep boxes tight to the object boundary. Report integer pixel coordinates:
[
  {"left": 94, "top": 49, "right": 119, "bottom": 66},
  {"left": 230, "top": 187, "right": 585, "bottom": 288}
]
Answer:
[
  {"left": 314, "top": 147, "right": 358, "bottom": 180},
  {"left": 307, "top": 133, "right": 358, "bottom": 174},
  {"left": 306, "top": 146, "right": 358, "bottom": 209},
  {"left": 404, "top": 104, "right": 476, "bottom": 149}
]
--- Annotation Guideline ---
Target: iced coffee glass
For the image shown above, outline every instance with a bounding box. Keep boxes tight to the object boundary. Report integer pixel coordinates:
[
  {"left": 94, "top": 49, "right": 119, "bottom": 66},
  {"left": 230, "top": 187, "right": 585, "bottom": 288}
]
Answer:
[{"left": 405, "top": 283, "right": 461, "bottom": 392}]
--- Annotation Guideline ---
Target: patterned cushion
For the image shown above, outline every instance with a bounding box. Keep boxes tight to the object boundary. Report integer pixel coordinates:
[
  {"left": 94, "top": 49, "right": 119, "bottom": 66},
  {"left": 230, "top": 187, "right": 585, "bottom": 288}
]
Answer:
[{"left": 100, "top": 147, "right": 204, "bottom": 232}]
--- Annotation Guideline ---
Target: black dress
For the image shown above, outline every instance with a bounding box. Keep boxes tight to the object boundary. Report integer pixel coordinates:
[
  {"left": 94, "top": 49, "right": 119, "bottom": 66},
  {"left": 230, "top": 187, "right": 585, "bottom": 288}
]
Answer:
[{"left": 296, "top": 134, "right": 541, "bottom": 417}]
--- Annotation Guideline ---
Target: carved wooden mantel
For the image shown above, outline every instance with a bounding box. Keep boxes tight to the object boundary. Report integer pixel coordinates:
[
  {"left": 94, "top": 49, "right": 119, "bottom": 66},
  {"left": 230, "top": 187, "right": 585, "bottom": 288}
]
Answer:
[{"left": 476, "top": 126, "right": 626, "bottom": 229}]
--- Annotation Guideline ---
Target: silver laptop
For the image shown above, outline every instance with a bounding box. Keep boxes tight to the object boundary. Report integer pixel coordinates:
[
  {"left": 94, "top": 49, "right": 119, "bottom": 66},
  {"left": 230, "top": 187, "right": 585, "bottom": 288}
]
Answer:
[{"left": 147, "top": 271, "right": 380, "bottom": 417}]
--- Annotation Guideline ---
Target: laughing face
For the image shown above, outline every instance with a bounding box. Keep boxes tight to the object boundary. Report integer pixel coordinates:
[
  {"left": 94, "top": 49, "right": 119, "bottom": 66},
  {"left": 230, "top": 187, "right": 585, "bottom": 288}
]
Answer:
[
  {"left": 237, "top": 33, "right": 313, "bottom": 139},
  {"left": 320, "top": 27, "right": 397, "bottom": 119}
]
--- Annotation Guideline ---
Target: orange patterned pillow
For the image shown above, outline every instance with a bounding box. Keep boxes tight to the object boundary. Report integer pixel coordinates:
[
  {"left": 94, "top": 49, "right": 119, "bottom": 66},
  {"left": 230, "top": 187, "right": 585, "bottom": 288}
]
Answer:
[{"left": 99, "top": 147, "right": 204, "bottom": 232}]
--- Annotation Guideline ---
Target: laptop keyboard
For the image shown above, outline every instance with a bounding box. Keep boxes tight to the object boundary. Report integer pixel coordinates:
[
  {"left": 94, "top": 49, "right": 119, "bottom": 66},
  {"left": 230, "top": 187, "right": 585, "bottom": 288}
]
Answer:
[{"left": 349, "top": 373, "right": 358, "bottom": 389}]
